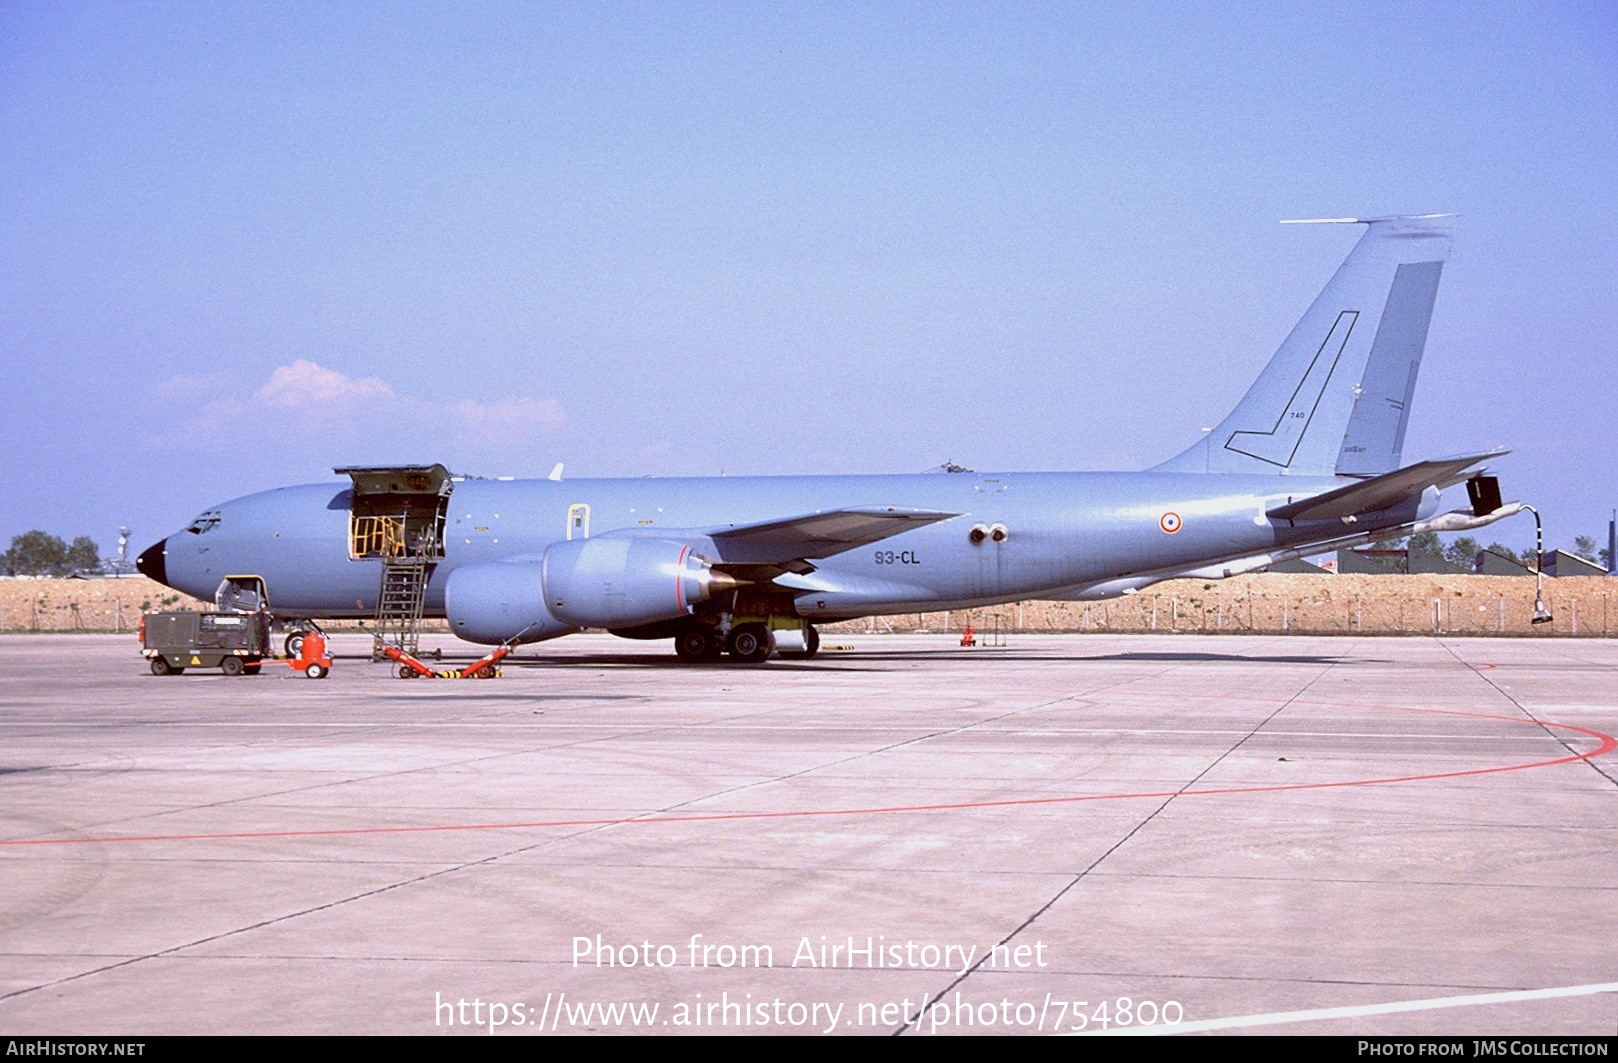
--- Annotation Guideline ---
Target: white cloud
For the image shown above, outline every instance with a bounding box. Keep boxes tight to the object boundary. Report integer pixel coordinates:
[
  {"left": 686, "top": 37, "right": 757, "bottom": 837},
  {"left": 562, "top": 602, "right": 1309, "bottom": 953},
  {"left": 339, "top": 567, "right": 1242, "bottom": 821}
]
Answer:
[
  {"left": 254, "top": 360, "right": 394, "bottom": 408},
  {"left": 146, "top": 361, "right": 571, "bottom": 472},
  {"left": 444, "top": 396, "right": 569, "bottom": 438}
]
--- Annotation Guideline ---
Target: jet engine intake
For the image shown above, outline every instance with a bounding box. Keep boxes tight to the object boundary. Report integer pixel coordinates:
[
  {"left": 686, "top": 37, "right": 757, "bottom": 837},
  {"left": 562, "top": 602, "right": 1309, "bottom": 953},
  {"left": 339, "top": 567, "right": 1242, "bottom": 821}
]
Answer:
[{"left": 443, "top": 558, "right": 574, "bottom": 645}]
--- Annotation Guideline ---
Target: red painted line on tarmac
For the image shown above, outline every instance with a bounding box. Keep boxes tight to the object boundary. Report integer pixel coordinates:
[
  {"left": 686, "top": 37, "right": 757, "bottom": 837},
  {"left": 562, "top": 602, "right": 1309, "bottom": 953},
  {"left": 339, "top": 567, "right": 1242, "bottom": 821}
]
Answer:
[{"left": 3, "top": 701, "right": 1612, "bottom": 849}]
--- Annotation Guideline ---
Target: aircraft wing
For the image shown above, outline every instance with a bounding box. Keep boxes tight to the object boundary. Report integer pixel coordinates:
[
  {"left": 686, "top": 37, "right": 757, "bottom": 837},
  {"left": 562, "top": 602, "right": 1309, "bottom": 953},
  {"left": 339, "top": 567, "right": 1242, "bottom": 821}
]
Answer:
[
  {"left": 590, "top": 507, "right": 959, "bottom": 581},
  {"left": 707, "top": 507, "right": 958, "bottom": 564},
  {"left": 1266, "top": 450, "right": 1507, "bottom": 524}
]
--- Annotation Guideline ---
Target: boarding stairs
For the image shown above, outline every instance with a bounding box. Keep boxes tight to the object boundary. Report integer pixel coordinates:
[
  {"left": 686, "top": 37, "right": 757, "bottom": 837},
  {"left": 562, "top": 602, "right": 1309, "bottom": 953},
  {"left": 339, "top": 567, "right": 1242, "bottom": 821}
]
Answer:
[
  {"left": 338, "top": 465, "right": 455, "bottom": 665},
  {"left": 373, "top": 555, "right": 431, "bottom": 660}
]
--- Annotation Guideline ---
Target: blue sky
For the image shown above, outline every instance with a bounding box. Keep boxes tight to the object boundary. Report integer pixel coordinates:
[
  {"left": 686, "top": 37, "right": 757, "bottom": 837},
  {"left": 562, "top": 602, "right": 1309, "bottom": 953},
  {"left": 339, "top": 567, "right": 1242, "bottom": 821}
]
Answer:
[{"left": 3, "top": 1, "right": 1615, "bottom": 562}]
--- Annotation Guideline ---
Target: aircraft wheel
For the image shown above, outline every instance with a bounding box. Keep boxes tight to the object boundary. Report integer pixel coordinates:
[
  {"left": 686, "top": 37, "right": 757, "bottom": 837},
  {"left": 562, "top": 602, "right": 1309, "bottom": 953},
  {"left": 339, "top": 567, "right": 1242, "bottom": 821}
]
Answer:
[
  {"left": 780, "top": 626, "right": 820, "bottom": 659},
  {"left": 150, "top": 656, "right": 173, "bottom": 676},
  {"left": 284, "top": 630, "right": 308, "bottom": 657},
  {"left": 674, "top": 626, "right": 719, "bottom": 662},
  {"left": 305, "top": 663, "right": 327, "bottom": 680},
  {"left": 221, "top": 656, "right": 245, "bottom": 677},
  {"left": 727, "top": 623, "right": 775, "bottom": 664}
]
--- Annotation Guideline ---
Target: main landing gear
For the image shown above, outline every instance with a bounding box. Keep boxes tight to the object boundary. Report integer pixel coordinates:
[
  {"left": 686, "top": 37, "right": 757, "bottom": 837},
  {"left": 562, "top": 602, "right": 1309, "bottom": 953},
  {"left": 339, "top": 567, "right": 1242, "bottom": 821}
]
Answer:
[
  {"left": 673, "top": 626, "right": 726, "bottom": 662},
  {"left": 779, "top": 625, "right": 820, "bottom": 660},
  {"left": 672, "top": 623, "right": 819, "bottom": 664},
  {"left": 726, "top": 623, "right": 774, "bottom": 664}
]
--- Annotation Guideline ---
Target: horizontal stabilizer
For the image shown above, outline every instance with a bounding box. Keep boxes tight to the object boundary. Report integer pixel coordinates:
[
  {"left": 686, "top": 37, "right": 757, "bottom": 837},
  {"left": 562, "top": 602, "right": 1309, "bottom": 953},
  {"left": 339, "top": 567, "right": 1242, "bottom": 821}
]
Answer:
[{"left": 1267, "top": 451, "right": 1506, "bottom": 523}]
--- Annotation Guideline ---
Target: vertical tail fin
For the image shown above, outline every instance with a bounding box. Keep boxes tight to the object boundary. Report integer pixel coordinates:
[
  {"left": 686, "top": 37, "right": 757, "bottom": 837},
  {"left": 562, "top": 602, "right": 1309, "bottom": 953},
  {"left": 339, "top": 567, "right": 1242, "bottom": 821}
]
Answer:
[{"left": 1153, "top": 215, "right": 1454, "bottom": 476}]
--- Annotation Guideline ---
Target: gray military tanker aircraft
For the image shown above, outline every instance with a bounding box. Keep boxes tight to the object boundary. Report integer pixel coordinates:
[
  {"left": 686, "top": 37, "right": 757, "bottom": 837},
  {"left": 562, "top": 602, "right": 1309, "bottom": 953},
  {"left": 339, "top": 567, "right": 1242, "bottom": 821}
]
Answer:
[{"left": 137, "top": 215, "right": 1522, "bottom": 663}]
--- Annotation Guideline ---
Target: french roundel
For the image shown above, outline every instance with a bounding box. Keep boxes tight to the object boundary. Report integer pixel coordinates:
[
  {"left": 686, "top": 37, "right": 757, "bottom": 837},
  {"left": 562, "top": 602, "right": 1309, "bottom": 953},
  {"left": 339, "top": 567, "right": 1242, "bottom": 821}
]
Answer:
[{"left": 1159, "top": 512, "right": 1182, "bottom": 534}]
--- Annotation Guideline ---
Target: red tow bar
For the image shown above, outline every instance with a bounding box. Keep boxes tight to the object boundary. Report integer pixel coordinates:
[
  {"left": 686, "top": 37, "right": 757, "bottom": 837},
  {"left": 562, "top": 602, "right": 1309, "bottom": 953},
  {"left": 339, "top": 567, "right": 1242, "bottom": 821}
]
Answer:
[{"left": 382, "top": 643, "right": 510, "bottom": 680}]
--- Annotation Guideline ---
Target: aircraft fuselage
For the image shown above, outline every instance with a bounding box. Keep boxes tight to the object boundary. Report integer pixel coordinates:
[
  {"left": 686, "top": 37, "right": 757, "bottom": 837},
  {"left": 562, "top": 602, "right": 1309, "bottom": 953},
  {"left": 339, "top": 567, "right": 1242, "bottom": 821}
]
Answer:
[
  {"left": 135, "top": 216, "right": 1497, "bottom": 661},
  {"left": 143, "top": 468, "right": 1424, "bottom": 627}
]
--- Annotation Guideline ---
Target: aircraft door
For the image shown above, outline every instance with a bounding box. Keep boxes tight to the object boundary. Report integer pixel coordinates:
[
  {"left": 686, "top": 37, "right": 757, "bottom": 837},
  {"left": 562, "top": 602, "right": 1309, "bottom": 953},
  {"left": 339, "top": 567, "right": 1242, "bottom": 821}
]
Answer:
[
  {"left": 338, "top": 465, "right": 453, "bottom": 561},
  {"left": 566, "top": 503, "right": 590, "bottom": 541}
]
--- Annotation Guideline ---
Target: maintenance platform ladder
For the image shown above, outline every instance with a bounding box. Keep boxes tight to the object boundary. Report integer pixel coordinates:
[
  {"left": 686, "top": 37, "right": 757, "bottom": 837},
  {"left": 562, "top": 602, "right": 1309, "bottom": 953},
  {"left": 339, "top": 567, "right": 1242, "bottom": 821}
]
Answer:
[{"left": 373, "top": 556, "right": 430, "bottom": 660}]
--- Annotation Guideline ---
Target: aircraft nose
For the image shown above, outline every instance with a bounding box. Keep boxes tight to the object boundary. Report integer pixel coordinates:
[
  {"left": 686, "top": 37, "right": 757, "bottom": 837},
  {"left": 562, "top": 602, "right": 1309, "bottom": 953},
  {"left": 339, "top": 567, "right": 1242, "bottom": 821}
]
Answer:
[{"left": 135, "top": 539, "right": 168, "bottom": 585}]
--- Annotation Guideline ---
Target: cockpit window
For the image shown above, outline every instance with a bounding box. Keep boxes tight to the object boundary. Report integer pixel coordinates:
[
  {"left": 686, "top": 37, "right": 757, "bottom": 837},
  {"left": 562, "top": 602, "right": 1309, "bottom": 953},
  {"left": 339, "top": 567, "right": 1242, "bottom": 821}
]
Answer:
[{"left": 185, "top": 511, "right": 222, "bottom": 534}]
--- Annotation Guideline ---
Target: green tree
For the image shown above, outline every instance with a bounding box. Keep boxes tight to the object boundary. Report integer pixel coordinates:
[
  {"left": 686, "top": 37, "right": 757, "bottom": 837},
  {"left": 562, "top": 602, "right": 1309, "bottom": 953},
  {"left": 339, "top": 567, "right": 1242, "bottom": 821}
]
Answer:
[
  {"left": 1570, "top": 535, "right": 1612, "bottom": 571},
  {"left": 4, "top": 531, "right": 69, "bottom": 576},
  {"left": 1405, "top": 530, "right": 1441, "bottom": 558},
  {"left": 1442, "top": 535, "right": 1481, "bottom": 570},
  {"left": 65, "top": 536, "right": 101, "bottom": 574}
]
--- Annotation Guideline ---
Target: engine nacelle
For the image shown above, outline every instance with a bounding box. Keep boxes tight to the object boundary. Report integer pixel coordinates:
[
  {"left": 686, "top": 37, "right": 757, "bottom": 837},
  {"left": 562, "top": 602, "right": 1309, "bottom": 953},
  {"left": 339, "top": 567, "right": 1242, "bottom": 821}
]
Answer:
[
  {"left": 542, "top": 537, "right": 728, "bottom": 628},
  {"left": 443, "top": 558, "right": 575, "bottom": 645},
  {"left": 444, "top": 539, "right": 731, "bottom": 644}
]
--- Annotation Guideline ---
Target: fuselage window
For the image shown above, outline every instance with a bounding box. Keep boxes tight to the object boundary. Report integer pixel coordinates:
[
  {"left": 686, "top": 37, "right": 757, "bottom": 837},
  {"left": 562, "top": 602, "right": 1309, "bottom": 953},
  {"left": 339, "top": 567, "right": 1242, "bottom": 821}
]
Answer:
[{"left": 186, "top": 511, "right": 222, "bottom": 534}]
